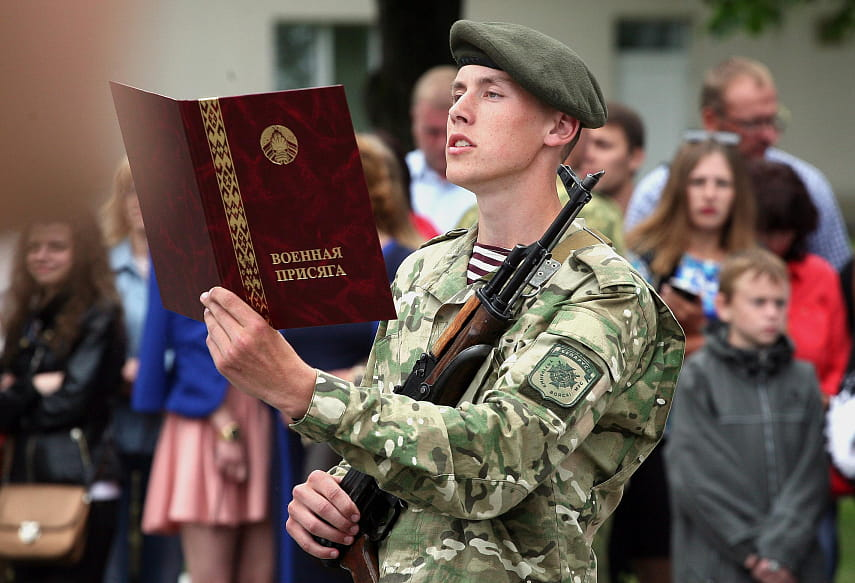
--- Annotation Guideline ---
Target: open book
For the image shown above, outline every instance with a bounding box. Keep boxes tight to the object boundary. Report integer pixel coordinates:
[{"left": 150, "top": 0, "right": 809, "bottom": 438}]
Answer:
[{"left": 111, "top": 82, "right": 396, "bottom": 329}]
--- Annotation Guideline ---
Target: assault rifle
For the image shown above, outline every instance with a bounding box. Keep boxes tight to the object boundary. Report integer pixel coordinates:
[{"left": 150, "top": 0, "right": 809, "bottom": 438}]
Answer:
[{"left": 316, "top": 165, "right": 603, "bottom": 583}]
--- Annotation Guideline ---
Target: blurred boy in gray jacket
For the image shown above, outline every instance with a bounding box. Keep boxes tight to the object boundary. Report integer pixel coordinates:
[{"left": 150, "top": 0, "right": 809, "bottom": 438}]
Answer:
[{"left": 666, "top": 248, "right": 828, "bottom": 583}]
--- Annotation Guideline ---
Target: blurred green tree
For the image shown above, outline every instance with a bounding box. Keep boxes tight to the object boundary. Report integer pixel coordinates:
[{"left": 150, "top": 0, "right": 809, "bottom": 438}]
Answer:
[{"left": 704, "top": 0, "right": 855, "bottom": 43}]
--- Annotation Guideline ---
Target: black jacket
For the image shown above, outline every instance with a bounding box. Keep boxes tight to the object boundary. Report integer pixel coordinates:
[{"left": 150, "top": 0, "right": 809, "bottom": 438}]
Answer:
[{"left": 0, "top": 295, "right": 126, "bottom": 484}]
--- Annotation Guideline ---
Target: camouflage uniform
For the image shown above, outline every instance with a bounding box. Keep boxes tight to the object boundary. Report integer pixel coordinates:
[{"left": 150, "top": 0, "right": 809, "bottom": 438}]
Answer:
[
  {"left": 456, "top": 180, "right": 627, "bottom": 256},
  {"left": 575, "top": 195, "right": 626, "bottom": 257},
  {"left": 293, "top": 220, "right": 684, "bottom": 582},
  {"left": 558, "top": 176, "right": 626, "bottom": 256}
]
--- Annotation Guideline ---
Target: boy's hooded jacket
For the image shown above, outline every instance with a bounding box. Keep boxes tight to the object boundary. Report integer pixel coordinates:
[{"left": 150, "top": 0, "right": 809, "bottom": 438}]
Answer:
[{"left": 666, "top": 322, "right": 828, "bottom": 582}]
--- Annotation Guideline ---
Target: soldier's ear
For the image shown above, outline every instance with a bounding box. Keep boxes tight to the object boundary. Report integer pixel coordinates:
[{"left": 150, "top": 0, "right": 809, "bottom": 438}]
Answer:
[{"left": 545, "top": 113, "right": 580, "bottom": 148}]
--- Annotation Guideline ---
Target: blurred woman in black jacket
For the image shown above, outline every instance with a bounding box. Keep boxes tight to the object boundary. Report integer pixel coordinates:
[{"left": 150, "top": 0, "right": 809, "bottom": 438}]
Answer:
[{"left": 0, "top": 210, "right": 126, "bottom": 583}]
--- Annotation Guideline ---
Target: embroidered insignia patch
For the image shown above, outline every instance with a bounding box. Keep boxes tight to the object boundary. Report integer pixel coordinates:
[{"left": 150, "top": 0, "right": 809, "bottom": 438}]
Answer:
[{"left": 528, "top": 343, "right": 602, "bottom": 407}]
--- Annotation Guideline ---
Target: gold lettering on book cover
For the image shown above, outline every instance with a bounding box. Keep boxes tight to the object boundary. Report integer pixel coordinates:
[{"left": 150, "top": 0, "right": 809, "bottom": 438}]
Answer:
[
  {"left": 260, "top": 125, "right": 298, "bottom": 165},
  {"left": 269, "top": 247, "right": 347, "bottom": 283},
  {"left": 274, "top": 264, "right": 347, "bottom": 282},
  {"left": 270, "top": 247, "right": 343, "bottom": 264},
  {"left": 199, "top": 98, "right": 271, "bottom": 322}
]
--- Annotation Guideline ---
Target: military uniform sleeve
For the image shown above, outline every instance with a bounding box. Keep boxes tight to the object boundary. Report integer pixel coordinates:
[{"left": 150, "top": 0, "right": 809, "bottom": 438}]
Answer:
[{"left": 293, "top": 266, "right": 664, "bottom": 519}]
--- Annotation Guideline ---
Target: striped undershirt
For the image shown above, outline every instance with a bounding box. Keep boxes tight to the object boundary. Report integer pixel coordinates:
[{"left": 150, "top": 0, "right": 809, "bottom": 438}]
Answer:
[{"left": 467, "top": 243, "right": 511, "bottom": 284}]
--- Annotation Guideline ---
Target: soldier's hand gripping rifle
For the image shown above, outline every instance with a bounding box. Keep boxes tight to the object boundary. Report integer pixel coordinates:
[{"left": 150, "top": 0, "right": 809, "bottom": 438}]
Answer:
[{"left": 315, "top": 166, "right": 603, "bottom": 583}]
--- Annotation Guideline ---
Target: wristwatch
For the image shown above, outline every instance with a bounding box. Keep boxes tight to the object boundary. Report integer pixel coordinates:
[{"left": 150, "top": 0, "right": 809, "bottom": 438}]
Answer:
[{"left": 219, "top": 421, "right": 241, "bottom": 442}]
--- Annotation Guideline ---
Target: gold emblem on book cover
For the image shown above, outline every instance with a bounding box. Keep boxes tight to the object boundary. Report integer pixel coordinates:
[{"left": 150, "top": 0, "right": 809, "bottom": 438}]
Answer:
[{"left": 260, "top": 125, "right": 298, "bottom": 165}]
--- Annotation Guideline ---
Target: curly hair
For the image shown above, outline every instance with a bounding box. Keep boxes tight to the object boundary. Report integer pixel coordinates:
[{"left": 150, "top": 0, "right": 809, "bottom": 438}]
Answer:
[{"left": 1, "top": 211, "right": 118, "bottom": 365}]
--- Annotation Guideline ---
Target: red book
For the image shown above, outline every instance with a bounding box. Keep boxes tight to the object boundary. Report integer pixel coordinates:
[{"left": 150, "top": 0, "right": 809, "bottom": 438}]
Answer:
[{"left": 110, "top": 82, "right": 396, "bottom": 329}]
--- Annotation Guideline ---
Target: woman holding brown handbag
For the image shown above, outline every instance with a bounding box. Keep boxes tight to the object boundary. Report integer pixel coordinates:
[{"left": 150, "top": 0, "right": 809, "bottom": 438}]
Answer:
[{"left": 0, "top": 210, "right": 126, "bottom": 583}]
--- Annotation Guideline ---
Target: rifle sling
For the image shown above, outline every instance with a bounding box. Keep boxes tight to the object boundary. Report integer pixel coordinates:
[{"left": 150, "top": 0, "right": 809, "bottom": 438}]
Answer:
[
  {"left": 550, "top": 226, "right": 610, "bottom": 263},
  {"left": 456, "top": 226, "right": 610, "bottom": 406}
]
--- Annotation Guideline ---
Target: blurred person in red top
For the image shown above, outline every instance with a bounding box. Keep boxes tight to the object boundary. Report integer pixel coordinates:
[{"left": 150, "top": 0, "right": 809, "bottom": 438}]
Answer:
[
  {"left": 748, "top": 159, "right": 850, "bottom": 403},
  {"left": 748, "top": 158, "right": 852, "bottom": 582}
]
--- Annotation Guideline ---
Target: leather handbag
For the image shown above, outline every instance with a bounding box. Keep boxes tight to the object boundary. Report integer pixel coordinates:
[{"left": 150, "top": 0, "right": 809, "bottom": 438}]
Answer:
[
  {"left": 0, "top": 483, "right": 90, "bottom": 563},
  {"left": 0, "top": 337, "right": 94, "bottom": 563},
  {"left": 0, "top": 426, "right": 94, "bottom": 564}
]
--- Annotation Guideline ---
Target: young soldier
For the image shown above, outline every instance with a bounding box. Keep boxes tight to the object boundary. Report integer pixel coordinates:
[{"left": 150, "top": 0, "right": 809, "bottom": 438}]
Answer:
[
  {"left": 201, "top": 20, "right": 684, "bottom": 582},
  {"left": 666, "top": 248, "right": 828, "bottom": 583}
]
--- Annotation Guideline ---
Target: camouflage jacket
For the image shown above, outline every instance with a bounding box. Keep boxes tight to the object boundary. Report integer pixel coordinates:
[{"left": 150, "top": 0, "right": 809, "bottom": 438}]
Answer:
[
  {"left": 293, "top": 222, "right": 684, "bottom": 582},
  {"left": 455, "top": 187, "right": 627, "bottom": 257},
  {"left": 576, "top": 194, "right": 626, "bottom": 256}
]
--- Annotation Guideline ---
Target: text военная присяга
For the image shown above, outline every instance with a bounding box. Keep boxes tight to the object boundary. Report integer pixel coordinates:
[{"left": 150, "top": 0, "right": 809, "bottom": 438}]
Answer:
[{"left": 270, "top": 246, "right": 347, "bottom": 282}]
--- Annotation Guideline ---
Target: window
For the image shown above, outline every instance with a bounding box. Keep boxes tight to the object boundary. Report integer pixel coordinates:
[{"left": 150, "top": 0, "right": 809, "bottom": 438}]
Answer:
[
  {"left": 617, "top": 19, "right": 690, "bottom": 51},
  {"left": 274, "top": 23, "right": 378, "bottom": 131},
  {"left": 615, "top": 19, "right": 692, "bottom": 176}
]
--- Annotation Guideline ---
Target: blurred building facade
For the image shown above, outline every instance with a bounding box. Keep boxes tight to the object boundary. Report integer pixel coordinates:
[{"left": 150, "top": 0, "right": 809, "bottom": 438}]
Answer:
[{"left": 2, "top": 0, "right": 854, "bottom": 233}]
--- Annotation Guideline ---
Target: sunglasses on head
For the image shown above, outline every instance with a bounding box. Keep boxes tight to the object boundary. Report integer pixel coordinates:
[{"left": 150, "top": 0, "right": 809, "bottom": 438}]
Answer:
[{"left": 683, "top": 129, "right": 740, "bottom": 146}]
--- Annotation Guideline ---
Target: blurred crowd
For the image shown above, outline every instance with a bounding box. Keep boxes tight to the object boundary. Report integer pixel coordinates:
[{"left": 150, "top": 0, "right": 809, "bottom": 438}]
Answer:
[{"left": 0, "top": 53, "right": 854, "bottom": 583}]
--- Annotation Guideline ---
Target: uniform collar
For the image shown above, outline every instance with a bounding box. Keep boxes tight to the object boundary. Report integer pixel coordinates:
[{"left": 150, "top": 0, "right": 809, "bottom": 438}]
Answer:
[{"left": 418, "top": 227, "right": 480, "bottom": 306}]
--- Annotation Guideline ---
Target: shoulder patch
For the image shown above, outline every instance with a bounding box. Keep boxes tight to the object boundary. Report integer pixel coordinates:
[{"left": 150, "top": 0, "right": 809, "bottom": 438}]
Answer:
[
  {"left": 528, "top": 343, "right": 602, "bottom": 408},
  {"left": 419, "top": 228, "right": 470, "bottom": 249}
]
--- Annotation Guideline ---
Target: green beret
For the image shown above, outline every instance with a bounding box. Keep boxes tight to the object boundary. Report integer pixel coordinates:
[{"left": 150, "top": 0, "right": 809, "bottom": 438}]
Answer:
[{"left": 449, "top": 20, "right": 607, "bottom": 128}]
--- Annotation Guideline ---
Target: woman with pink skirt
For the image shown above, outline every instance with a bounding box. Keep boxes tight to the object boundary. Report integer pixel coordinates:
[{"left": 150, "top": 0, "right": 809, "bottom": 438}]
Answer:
[{"left": 133, "top": 273, "right": 273, "bottom": 583}]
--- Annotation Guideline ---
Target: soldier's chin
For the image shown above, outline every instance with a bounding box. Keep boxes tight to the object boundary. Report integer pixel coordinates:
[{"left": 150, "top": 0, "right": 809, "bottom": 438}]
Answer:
[{"left": 445, "top": 167, "right": 474, "bottom": 190}]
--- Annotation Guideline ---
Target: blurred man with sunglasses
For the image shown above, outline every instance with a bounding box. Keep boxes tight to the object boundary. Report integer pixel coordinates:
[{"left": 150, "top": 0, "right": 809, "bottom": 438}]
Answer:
[{"left": 626, "top": 57, "right": 851, "bottom": 270}]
